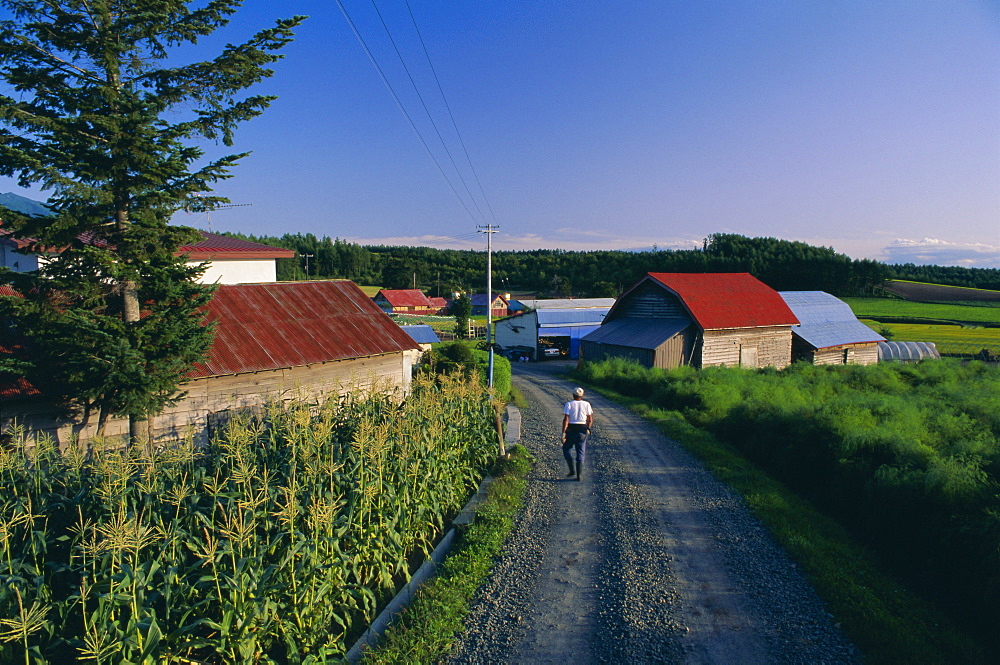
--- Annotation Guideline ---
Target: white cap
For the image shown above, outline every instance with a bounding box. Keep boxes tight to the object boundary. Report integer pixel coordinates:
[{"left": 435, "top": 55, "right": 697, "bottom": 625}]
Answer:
[{"left": 573, "top": 387, "right": 585, "bottom": 397}]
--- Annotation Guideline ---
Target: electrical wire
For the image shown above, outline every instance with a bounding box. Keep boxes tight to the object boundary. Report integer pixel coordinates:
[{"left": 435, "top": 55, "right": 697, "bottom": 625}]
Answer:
[
  {"left": 368, "top": 0, "right": 489, "bottom": 226},
  {"left": 404, "top": 0, "right": 499, "bottom": 227},
  {"left": 334, "top": 0, "right": 483, "bottom": 225}
]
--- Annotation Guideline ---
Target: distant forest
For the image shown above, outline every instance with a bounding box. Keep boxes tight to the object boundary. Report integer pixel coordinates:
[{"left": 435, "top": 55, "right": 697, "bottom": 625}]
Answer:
[{"left": 225, "top": 231, "right": 1000, "bottom": 297}]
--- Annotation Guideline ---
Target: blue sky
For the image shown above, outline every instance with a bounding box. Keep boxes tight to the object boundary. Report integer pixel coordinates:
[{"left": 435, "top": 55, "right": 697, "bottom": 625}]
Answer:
[{"left": 3, "top": 1, "right": 999, "bottom": 267}]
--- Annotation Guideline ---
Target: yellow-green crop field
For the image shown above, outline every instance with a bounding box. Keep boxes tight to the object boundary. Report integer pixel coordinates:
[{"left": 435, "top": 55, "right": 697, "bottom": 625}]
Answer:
[
  {"left": 860, "top": 319, "right": 1000, "bottom": 355},
  {"left": 843, "top": 298, "right": 1000, "bottom": 325}
]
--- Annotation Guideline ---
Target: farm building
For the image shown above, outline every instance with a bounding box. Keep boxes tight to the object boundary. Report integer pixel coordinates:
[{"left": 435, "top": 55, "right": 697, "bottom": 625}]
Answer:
[
  {"left": 428, "top": 296, "right": 450, "bottom": 314},
  {"left": 471, "top": 293, "right": 510, "bottom": 318},
  {"left": 778, "top": 291, "right": 884, "bottom": 365},
  {"left": 0, "top": 281, "right": 420, "bottom": 446},
  {"left": 400, "top": 324, "right": 441, "bottom": 352},
  {"left": 0, "top": 227, "right": 294, "bottom": 284},
  {"left": 878, "top": 341, "right": 941, "bottom": 362},
  {"left": 373, "top": 289, "right": 436, "bottom": 314},
  {"left": 494, "top": 299, "right": 613, "bottom": 360},
  {"left": 581, "top": 273, "right": 798, "bottom": 369}
]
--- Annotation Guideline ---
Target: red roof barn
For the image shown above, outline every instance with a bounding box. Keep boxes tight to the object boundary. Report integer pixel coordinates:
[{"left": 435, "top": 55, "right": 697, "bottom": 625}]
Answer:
[{"left": 582, "top": 273, "right": 798, "bottom": 369}]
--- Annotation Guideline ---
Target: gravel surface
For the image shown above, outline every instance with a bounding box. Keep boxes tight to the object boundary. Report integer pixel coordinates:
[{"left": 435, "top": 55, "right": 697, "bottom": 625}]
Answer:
[{"left": 447, "top": 361, "right": 859, "bottom": 664}]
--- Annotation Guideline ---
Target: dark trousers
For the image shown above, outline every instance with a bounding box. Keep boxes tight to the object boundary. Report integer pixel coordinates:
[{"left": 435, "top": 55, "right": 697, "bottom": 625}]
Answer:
[{"left": 563, "top": 423, "right": 589, "bottom": 468}]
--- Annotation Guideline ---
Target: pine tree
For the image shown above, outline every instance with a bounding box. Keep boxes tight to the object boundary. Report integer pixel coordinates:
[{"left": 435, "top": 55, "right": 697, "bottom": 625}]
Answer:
[{"left": 0, "top": 1, "right": 305, "bottom": 444}]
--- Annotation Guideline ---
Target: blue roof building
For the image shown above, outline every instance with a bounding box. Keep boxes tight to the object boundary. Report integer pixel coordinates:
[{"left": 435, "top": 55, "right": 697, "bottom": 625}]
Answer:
[
  {"left": 494, "top": 305, "right": 611, "bottom": 360},
  {"left": 778, "top": 291, "right": 884, "bottom": 365}
]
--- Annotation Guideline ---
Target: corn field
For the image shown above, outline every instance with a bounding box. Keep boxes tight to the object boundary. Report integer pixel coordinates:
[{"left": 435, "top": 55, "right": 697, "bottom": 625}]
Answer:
[{"left": 0, "top": 373, "right": 497, "bottom": 663}]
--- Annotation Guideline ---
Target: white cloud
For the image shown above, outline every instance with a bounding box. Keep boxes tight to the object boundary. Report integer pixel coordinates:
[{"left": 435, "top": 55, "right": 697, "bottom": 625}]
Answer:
[{"left": 879, "top": 238, "right": 1000, "bottom": 268}]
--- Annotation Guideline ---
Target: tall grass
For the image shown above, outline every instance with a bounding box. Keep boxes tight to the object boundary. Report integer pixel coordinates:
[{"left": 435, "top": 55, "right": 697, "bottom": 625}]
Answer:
[
  {"left": 0, "top": 373, "right": 496, "bottom": 663},
  {"left": 576, "top": 358, "right": 1000, "bottom": 645}
]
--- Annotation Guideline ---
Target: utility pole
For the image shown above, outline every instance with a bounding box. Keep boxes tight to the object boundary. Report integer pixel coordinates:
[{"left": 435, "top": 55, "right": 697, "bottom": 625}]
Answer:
[
  {"left": 478, "top": 224, "right": 499, "bottom": 388},
  {"left": 302, "top": 253, "right": 314, "bottom": 278}
]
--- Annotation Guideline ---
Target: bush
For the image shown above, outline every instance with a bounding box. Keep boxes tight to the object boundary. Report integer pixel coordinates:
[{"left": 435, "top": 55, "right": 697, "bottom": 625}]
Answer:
[{"left": 574, "top": 358, "right": 1000, "bottom": 639}]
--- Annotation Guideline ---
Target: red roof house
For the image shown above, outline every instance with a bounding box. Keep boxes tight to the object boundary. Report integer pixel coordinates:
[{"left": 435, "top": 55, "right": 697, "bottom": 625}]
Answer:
[
  {"left": 582, "top": 273, "right": 798, "bottom": 369},
  {"left": 1, "top": 227, "right": 293, "bottom": 284}
]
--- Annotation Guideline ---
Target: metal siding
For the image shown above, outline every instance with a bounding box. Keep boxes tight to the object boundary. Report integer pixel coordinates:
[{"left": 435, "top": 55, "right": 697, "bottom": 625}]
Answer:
[
  {"left": 536, "top": 308, "right": 610, "bottom": 326},
  {"left": 778, "top": 291, "right": 885, "bottom": 349},
  {"left": 582, "top": 318, "right": 691, "bottom": 350}
]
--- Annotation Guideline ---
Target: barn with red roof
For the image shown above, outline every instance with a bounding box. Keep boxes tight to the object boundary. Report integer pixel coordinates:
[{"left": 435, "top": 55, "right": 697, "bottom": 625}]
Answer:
[
  {"left": 372, "top": 289, "right": 436, "bottom": 314},
  {"left": 581, "top": 273, "right": 799, "bottom": 369},
  {"left": 1, "top": 280, "right": 420, "bottom": 446}
]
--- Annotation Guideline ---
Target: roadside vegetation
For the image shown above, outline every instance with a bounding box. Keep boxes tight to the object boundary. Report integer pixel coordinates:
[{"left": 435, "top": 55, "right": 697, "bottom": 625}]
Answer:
[
  {"left": 0, "top": 374, "right": 497, "bottom": 663},
  {"left": 574, "top": 358, "right": 999, "bottom": 663},
  {"left": 360, "top": 446, "right": 533, "bottom": 663}
]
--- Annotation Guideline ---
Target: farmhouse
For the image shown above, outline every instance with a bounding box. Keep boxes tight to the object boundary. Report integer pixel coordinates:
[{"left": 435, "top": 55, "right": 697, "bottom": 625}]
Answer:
[
  {"left": 471, "top": 293, "right": 510, "bottom": 318},
  {"left": 0, "top": 227, "right": 294, "bottom": 284},
  {"left": 0, "top": 280, "right": 420, "bottom": 446},
  {"left": 373, "top": 289, "right": 436, "bottom": 314},
  {"left": 494, "top": 298, "right": 614, "bottom": 360},
  {"left": 778, "top": 291, "right": 884, "bottom": 365},
  {"left": 581, "top": 273, "right": 798, "bottom": 369}
]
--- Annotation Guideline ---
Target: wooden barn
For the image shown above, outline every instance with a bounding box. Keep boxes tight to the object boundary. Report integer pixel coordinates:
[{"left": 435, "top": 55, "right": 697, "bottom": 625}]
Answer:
[
  {"left": 778, "top": 291, "right": 884, "bottom": 365},
  {"left": 1, "top": 281, "right": 420, "bottom": 446},
  {"left": 581, "top": 273, "right": 798, "bottom": 369},
  {"left": 373, "top": 289, "right": 435, "bottom": 314}
]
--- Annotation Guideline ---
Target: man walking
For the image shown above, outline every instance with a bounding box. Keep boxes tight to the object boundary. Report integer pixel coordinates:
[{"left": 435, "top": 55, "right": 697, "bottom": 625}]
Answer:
[{"left": 562, "top": 387, "right": 593, "bottom": 481}]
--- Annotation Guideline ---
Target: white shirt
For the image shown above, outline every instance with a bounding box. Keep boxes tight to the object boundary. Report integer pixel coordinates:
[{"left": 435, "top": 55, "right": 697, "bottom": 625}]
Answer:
[{"left": 563, "top": 399, "right": 593, "bottom": 424}]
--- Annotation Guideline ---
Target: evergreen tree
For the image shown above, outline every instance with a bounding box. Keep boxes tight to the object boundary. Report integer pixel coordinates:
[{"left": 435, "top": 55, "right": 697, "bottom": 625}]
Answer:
[{"left": 0, "top": 1, "right": 305, "bottom": 443}]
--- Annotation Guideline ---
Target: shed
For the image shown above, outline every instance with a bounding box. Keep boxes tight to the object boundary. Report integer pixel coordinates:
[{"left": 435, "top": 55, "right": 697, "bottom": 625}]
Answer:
[
  {"left": 400, "top": 324, "right": 441, "bottom": 352},
  {"left": 581, "top": 273, "right": 798, "bottom": 369},
  {"left": 778, "top": 291, "right": 884, "bottom": 365},
  {"left": 878, "top": 341, "right": 941, "bottom": 362},
  {"left": 495, "top": 304, "right": 611, "bottom": 360},
  {"left": 1, "top": 281, "right": 420, "bottom": 446}
]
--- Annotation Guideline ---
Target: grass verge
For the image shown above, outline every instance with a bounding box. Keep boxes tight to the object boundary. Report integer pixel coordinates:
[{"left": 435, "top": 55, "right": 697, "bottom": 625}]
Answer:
[
  {"left": 574, "top": 382, "right": 985, "bottom": 665},
  {"left": 360, "top": 445, "right": 534, "bottom": 664}
]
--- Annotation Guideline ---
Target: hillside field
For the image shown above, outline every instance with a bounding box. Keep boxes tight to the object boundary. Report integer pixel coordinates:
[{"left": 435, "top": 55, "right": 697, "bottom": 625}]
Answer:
[
  {"left": 842, "top": 297, "right": 1000, "bottom": 325},
  {"left": 883, "top": 279, "right": 1000, "bottom": 303}
]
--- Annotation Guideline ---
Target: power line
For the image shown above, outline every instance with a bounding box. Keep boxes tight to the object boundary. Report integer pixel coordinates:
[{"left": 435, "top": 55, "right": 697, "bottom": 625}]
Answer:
[
  {"left": 334, "top": 0, "right": 485, "bottom": 225},
  {"left": 405, "top": 0, "right": 499, "bottom": 227},
  {"left": 368, "top": 0, "right": 489, "bottom": 225}
]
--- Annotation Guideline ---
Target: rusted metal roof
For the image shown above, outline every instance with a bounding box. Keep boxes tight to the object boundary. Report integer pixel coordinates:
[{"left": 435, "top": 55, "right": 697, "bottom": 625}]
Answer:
[
  {"left": 631, "top": 273, "right": 799, "bottom": 330},
  {"left": 190, "top": 281, "right": 420, "bottom": 378},
  {"left": 375, "top": 289, "right": 433, "bottom": 308},
  {"left": 178, "top": 232, "right": 295, "bottom": 260},
  {"left": 2, "top": 225, "right": 294, "bottom": 260}
]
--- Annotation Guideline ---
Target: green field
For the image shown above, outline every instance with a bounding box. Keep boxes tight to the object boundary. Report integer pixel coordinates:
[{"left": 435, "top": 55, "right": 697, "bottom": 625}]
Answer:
[
  {"left": 861, "top": 319, "right": 1000, "bottom": 356},
  {"left": 842, "top": 297, "right": 1000, "bottom": 325}
]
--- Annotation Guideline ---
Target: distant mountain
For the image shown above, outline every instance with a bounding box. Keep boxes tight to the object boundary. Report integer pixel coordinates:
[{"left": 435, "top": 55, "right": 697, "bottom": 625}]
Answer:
[{"left": 0, "top": 192, "right": 50, "bottom": 217}]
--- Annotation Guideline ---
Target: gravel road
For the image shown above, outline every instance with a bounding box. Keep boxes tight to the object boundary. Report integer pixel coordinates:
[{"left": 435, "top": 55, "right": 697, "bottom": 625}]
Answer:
[{"left": 447, "top": 361, "right": 859, "bottom": 664}]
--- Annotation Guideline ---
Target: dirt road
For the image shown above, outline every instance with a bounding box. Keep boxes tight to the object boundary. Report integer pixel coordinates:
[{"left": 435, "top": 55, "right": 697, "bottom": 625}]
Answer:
[{"left": 447, "top": 361, "right": 858, "bottom": 664}]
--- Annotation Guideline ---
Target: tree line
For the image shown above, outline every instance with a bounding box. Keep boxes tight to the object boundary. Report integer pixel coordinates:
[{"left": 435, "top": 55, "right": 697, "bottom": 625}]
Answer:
[{"left": 231, "top": 232, "right": 904, "bottom": 297}]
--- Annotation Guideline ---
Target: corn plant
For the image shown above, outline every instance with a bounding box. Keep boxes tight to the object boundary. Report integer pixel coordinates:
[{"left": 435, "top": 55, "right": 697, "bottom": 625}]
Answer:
[{"left": 0, "top": 371, "right": 496, "bottom": 663}]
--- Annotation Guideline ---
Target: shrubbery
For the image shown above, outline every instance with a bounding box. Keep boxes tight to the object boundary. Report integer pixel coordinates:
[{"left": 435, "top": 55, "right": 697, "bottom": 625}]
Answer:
[
  {"left": 576, "top": 357, "right": 1000, "bottom": 632},
  {"left": 425, "top": 341, "right": 512, "bottom": 401}
]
